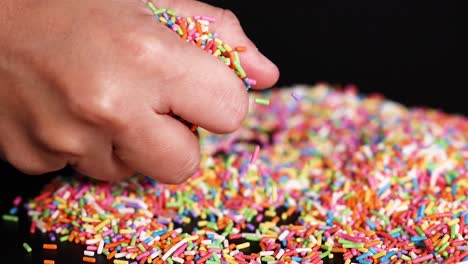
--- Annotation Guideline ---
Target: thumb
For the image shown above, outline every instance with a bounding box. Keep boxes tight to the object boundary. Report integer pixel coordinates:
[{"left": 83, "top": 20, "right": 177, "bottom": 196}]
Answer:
[{"left": 147, "top": 0, "right": 280, "bottom": 89}]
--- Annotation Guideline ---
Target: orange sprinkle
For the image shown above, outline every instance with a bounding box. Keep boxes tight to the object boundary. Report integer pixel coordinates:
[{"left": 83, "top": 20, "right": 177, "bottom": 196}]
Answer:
[
  {"left": 106, "top": 250, "right": 117, "bottom": 260},
  {"left": 234, "top": 46, "right": 247, "bottom": 52},
  {"left": 365, "top": 240, "right": 382, "bottom": 248},
  {"left": 82, "top": 257, "right": 96, "bottom": 263},
  {"left": 44, "top": 260, "right": 55, "bottom": 264},
  {"left": 332, "top": 247, "right": 347, "bottom": 253},
  {"left": 43, "top": 244, "right": 58, "bottom": 250}
]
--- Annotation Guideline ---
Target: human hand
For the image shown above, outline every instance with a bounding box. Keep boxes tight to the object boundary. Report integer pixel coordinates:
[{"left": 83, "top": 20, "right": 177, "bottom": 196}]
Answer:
[{"left": 0, "top": 0, "right": 279, "bottom": 183}]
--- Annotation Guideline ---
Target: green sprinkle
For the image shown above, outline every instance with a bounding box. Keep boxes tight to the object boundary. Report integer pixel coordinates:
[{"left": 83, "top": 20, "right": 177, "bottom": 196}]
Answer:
[
  {"left": 437, "top": 241, "right": 450, "bottom": 252},
  {"left": 261, "top": 256, "right": 275, "bottom": 262},
  {"left": 138, "top": 243, "right": 147, "bottom": 253},
  {"left": 320, "top": 250, "right": 331, "bottom": 259},
  {"left": 2, "top": 214, "right": 19, "bottom": 222},
  {"left": 415, "top": 226, "right": 426, "bottom": 237},
  {"left": 166, "top": 9, "right": 176, "bottom": 16},
  {"left": 245, "top": 235, "right": 261, "bottom": 242},
  {"left": 130, "top": 236, "right": 137, "bottom": 247},
  {"left": 255, "top": 98, "right": 270, "bottom": 105},
  {"left": 147, "top": 2, "right": 157, "bottom": 13},
  {"left": 167, "top": 257, "right": 174, "bottom": 264},
  {"left": 401, "top": 255, "right": 411, "bottom": 261},
  {"left": 22, "top": 242, "right": 32, "bottom": 253},
  {"left": 206, "top": 222, "right": 218, "bottom": 231},
  {"left": 154, "top": 9, "right": 166, "bottom": 15},
  {"left": 342, "top": 242, "right": 364, "bottom": 248},
  {"left": 450, "top": 224, "right": 457, "bottom": 239},
  {"left": 60, "top": 235, "right": 69, "bottom": 242}
]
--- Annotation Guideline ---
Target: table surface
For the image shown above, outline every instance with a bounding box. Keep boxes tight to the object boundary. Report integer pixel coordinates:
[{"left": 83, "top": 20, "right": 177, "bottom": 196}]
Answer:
[{"left": 0, "top": 161, "right": 345, "bottom": 264}]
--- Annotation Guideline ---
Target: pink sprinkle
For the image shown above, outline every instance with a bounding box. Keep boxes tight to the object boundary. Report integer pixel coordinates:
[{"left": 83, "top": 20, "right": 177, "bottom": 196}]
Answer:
[
  {"left": 86, "top": 246, "right": 97, "bottom": 251},
  {"left": 201, "top": 16, "right": 216, "bottom": 22},
  {"left": 247, "top": 79, "right": 257, "bottom": 86},
  {"left": 136, "top": 251, "right": 150, "bottom": 261},
  {"left": 13, "top": 196, "right": 22, "bottom": 206},
  {"left": 412, "top": 254, "right": 433, "bottom": 263},
  {"left": 250, "top": 145, "right": 260, "bottom": 164}
]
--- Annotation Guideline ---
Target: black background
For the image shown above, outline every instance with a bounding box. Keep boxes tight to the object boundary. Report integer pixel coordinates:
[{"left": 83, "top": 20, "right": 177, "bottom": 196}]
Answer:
[
  {"left": 0, "top": 1, "right": 465, "bottom": 263},
  {"left": 205, "top": 0, "right": 466, "bottom": 115}
]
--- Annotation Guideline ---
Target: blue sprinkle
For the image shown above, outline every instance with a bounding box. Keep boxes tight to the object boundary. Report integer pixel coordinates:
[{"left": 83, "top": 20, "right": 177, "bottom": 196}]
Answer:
[
  {"left": 356, "top": 252, "right": 372, "bottom": 261},
  {"left": 291, "top": 256, "right": 302, "bottom": 262},
  {"left": 9, "top": 207, "right": 18, "bottom": 215},
  {"left": 369, "top": 247, "right": 378, "bottom": 254},
  {"left": 412, "top": 177, "right": 419, "bottom": 191},
  {"left": 366, "top": 219, "right": 376, "bottom": 230},
  {"left": 377, "top": 183, "right": 391, "bottom": 196}
]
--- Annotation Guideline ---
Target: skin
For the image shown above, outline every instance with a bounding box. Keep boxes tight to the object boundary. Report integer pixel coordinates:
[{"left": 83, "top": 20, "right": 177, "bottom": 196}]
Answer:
[{"left": 0, "top": 0, "right": 279, "bottom": 183}]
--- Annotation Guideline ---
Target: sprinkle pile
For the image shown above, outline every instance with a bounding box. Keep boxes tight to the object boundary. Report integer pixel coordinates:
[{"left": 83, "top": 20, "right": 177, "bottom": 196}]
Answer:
[{"left": 4, "top": 84, "right": 467, "bottom": 264}]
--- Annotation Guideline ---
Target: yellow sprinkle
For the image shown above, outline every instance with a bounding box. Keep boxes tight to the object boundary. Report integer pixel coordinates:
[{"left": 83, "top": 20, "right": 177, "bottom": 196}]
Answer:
[
  {"left": 345, "top": 259, "right": 351, "bottom": 264},
  {"left": 82, "top": 217, "right": 101, "bottom": 223},
  {"left": 119, "top": 229, "right": 134, "bottom": 234},
  {"left": 329, "top": 253, "right": 334, "bottom": 259},
  {"left": 358, "top": 248, "right": 369, "bottom": 253},
  {"left": 198, "top": 221, "right": 207, "bottom": 227},
  {"left": 236, "top": 242, "right": 250, "bottom": 250},
  {"left": 317, "top": 234, "right": 322, "bottom": 246},
  {"left": 93, "top": 219, "right": 110, "bottom": 232},
  {"left": 447, "top": 218, "right": 460, "bottom": 226},
  {"left": 213, "top": 50, "right": 221, "bottom": 57},
  {"left": 182, "top": 217, "right": 191, "bottom": 224},
  {"left": 186, "top": 235, "right": 199, "bottom": 241},
  {"left": 223, "top": 43, "right": 232, "bottom": 52},
  {"left": 54, "top": 196, "right": 67, "bottom": 204},
  {"left": 345, "top": 225, "right": 354, "bottom": 236},
  {"left": 114, "top": 260, "right": 129, "bottom": 264},
  {"left": 373, "top": 251, "right": 387, "bottom": 259},
  {"left": 214, "top": 38, "right": 223, "bottom": 45},
  {"left": 281, "top": 212, "right": 288, "bottom": 221},
  {"left": 168, "top": 222, "right": 174, "bottom": 231},
  {"left": 265, "top": 211, "right": 276, "bottom": 218}
]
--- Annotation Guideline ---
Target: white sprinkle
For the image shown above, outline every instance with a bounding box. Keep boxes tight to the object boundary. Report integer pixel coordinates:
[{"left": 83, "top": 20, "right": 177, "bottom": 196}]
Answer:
[
  {"left": 114, "top": 252, "right": 127, "bottom": 259},
  {"left": 172, "top": 257, "right": 185, "bottom": 264},
  {"left": 85, "top": 238, "right": 101, "bottom": 245},
  {"left": 275, "top": 249, "right": 285, "bottom": 259},
  {"left": 97, "top": 239, "right": 104, "bottom": 254},
  {"left": 278, "top": 230, "right": 289, "bottom": 241},
  {"left": 260, "top": 251, "right": 274, "bottom": 256}
]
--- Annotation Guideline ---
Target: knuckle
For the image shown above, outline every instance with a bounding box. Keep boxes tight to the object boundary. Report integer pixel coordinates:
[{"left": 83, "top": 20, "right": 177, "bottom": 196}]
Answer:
[
  {"left": 34, "top": 127, "right": 86, "bottom": 156},
  {"left": 219, "top": 9, "right": 240, "bottom": 27},
  {"left": 70, "top": 91, "right": 128, "bottom": 129}
]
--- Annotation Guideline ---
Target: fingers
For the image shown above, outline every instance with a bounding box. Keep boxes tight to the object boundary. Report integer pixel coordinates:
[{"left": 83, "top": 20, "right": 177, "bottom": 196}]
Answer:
[
  {"left": 113, "top": 108, "right": 200, "bottom": 184},
  {"left": 0, "top": 124, "right": 66, "bottom": 175},
  {"left": 71, "top": 135, "right": 135, "bottom": 182},
  {"left": 137, "top": 17, "right": 249, "bottom": 133},
  {"left": 147, "top": 0, "right": 279, "bottom": 89}
]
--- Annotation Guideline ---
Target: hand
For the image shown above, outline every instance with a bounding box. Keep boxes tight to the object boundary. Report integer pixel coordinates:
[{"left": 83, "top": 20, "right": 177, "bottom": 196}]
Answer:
[{"left": 0, "top": 0, "right": 279, "bottom": 183}]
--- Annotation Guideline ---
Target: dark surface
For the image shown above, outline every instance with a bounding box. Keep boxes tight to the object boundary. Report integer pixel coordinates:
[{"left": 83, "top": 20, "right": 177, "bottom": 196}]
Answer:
[
  {"left": 204, "top": 0, "right": 466, "bottom": 115},
  {"left": 0, "top": 0, "right": 464, "bottom": 263}
]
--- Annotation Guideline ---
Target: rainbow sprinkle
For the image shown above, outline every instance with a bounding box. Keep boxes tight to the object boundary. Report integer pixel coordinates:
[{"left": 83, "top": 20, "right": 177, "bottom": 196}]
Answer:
[
  {"left": 147, "top": 2, "right": 254, "bottom": 89},
  {"left": 5, "top": 84, "right": 466, "bottom": 264}
]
